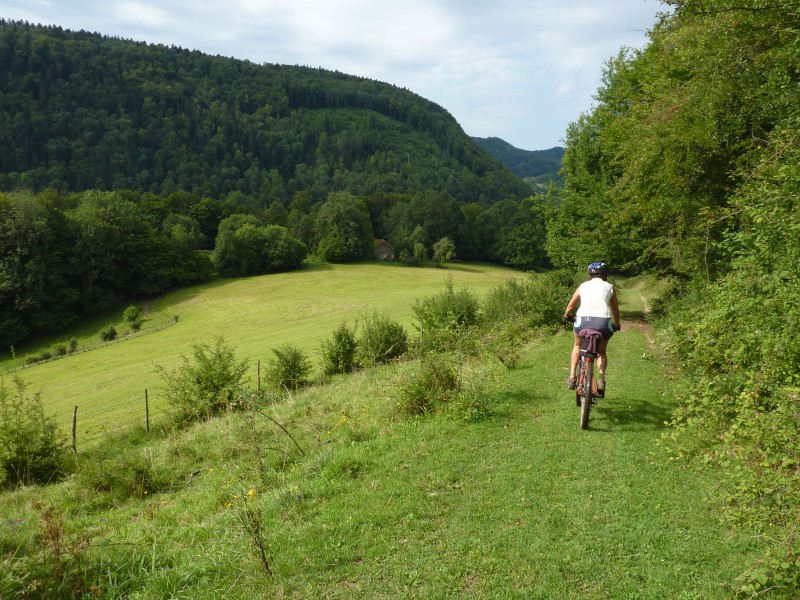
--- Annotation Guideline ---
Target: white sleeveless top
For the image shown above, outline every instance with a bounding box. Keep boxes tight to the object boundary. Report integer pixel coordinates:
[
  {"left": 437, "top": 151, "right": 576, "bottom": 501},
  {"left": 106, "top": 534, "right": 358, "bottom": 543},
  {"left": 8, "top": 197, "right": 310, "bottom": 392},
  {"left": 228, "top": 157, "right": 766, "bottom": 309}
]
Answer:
[{"left": 576, "top": 278, "right": 613, "bottom": 319}]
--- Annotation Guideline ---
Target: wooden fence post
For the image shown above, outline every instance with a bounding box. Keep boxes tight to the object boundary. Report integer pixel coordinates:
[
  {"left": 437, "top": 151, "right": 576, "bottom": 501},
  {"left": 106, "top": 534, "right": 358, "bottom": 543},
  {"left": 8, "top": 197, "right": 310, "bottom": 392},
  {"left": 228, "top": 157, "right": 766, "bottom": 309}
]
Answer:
[{"left": 71, "top": 405, "right": 78, "bottom": 455}]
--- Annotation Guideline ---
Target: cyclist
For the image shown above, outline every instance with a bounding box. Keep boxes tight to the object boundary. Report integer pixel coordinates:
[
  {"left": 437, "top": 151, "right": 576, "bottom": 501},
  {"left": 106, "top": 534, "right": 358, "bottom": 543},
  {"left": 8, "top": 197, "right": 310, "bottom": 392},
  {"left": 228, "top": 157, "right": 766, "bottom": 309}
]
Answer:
[{"left": 563, "top": 261, "right": 621, "bottom": 398}]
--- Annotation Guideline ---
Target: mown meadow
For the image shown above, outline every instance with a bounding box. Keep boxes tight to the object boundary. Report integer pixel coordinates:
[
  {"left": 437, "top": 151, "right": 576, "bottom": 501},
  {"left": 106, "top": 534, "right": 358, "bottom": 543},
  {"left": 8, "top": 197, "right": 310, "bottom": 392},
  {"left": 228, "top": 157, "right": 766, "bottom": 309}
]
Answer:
[
  {"left": 0, "top": 266, "right": 781, "bottom": 598},
  {"left": 2, "top": 262, "right": 518, "bottom": 448}
]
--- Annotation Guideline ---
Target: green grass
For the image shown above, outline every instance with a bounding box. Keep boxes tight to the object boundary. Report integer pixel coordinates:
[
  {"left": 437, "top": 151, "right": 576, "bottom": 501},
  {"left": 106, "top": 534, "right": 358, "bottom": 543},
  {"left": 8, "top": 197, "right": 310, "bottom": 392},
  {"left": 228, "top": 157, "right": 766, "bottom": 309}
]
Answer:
[
  {"left": 0, "top": 276, "right": 778, "bottom": 598},
  {"left": 0, "top": 261, "right": 519, "bottom": 446}
]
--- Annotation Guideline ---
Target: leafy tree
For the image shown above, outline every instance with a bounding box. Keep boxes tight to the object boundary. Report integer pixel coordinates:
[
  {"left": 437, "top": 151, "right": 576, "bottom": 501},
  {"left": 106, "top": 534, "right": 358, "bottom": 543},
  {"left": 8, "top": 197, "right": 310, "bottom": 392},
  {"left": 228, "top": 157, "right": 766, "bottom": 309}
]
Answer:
[
  {"left": 432, "top": 237, "right": 456, "bottom": 266},
  {"left": 214, "top": 215, "right": 306, "bottom": 277},
  {"left": 313, "top": 192, "right": 374, "bottom": 262}
]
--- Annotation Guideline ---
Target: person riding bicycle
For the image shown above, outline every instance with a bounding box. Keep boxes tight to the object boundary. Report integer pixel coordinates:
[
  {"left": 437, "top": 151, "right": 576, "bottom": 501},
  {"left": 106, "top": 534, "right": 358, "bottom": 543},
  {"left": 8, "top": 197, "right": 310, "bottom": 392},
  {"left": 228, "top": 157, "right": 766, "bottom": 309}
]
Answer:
[{"left": 563, "top": 261, "right": 621, "bottom": 398}]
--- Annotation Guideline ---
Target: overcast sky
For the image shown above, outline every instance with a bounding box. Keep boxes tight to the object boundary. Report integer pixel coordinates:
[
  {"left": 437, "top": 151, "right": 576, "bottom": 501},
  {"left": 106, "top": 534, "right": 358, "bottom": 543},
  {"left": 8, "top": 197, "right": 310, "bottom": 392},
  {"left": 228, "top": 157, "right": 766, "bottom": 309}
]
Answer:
[{"left": 4, "top": 0, "right": 667, "bottom": 150}]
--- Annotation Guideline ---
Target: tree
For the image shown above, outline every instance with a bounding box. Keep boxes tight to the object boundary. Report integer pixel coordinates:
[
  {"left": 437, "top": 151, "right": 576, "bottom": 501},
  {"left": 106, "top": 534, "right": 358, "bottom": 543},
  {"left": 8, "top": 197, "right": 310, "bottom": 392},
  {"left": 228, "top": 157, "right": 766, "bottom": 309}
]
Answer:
[
  {"left": 313, "top": 192, "right": 374, "bottom": 262},
  {"left": 432, "top": 237, "right": 456, "bottom": 266},
  {"left": 213, "top": 214, "right": 306, "bottom": 276}
]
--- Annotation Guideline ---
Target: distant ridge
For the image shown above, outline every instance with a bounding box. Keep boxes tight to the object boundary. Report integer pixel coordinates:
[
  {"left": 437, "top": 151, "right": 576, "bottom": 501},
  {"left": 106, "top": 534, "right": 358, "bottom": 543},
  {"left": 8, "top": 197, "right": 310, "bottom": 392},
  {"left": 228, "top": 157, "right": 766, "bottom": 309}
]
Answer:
[{"left": 473, "top": 137, "right": 564, "bottom": 179}]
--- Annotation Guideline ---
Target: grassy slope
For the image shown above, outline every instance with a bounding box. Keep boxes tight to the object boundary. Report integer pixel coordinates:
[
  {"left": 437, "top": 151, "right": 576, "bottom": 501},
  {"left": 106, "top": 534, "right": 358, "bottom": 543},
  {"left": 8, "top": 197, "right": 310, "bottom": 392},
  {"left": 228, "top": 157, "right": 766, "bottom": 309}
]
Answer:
[
  {"left": 254, "top": 314, "right": 762, "bottom": 598},
  {"left": 1, "top": 275, "right": 772, "bottom": 598},
  {"left": 0, "top": 262, "right": 517, "bottom": 446}
]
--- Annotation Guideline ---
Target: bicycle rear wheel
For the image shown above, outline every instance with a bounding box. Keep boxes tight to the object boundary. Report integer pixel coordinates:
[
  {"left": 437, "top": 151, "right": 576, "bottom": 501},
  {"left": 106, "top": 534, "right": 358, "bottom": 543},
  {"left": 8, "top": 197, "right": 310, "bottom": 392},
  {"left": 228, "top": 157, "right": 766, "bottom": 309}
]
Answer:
[
  {"left": 580, "top": 393, "right": 591, "bottom": 429},
  {"left": 579, "top": 359, "right": 593, "bottom": 430}
]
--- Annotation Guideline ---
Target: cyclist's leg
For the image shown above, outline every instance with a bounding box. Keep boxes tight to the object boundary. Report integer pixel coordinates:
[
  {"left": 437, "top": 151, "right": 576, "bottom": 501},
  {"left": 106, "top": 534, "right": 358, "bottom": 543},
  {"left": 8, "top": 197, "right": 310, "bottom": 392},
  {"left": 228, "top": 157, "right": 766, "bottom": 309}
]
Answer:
[
  {"left": 569, "top": 332, "right": 581, "bottom": 379},
  {"left": 566, "top": 332, "right": 581, "bottom": 389},
  {"left": 597, "top": 338, "right": 609, "bottom": 378}
]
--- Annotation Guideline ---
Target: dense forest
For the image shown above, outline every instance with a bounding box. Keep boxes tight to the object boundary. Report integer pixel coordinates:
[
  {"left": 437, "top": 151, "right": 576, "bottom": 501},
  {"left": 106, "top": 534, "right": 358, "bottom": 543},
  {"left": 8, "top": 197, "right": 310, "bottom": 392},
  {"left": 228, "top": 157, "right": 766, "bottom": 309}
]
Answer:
[
  {"left": 547, "top": 0, "right": 800, "bottom": 576},
  {"left": 0, "top": 20, "right": 529, "bottom": 204},
  {"left": 0, "top": 21, "right": 555, "bottom": 348}
]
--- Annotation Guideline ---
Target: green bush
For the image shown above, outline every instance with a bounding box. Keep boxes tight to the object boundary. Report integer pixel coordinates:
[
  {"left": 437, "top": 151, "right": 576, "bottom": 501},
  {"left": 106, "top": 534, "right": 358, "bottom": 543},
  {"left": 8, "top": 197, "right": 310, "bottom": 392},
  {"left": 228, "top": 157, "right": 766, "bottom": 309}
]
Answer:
[
  {"left": 396, "top": 354, "right": 458, "bottom": 416},
  {"left": 100, "top": 324, "right": 117, "bottom": 341},
  {"left": 413, "top": 277, "right": 479, "bottom": 335},
  {"left": 130, "top": 319, "right": 143, "bottom": 332},
  {"left": 69, "top": 337, "right": 78, "bottom": 353},
  {"left": 0, "top": 375, "right": 67, "bottom": 487},
  {"left": 321, "top": 322, "right": 357, "bottom": 376},
  {"left": 53, "top": 344, "right": 67, "bottom": 356},
  {"left": 357, "top": 312, "right": 408, "bottom": 366},
  {"left": 481, "top": 271, "right": 570, "bottom": 329},
  {"left": 122, "top": 305, "right": 140, "bottom": 323},
  {"left": 265, "top": 344, "right": 312, "bottom": 391},
  {"left": 155, "top": 337, "right": 249, "bottom": 424}
]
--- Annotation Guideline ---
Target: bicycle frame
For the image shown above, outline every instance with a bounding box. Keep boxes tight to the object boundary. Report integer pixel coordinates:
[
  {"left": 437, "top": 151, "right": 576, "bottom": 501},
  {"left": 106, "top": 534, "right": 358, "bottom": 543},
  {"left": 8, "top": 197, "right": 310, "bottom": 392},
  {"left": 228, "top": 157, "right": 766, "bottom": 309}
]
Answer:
[{"left": 576, "top": 331, "right": 602, "bottom": 429}]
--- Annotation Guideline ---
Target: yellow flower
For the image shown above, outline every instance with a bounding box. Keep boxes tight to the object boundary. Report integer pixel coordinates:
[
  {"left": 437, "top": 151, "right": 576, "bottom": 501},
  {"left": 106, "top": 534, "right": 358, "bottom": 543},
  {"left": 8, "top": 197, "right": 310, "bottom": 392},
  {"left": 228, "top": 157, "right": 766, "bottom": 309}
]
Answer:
[{"left": 247, "top": 489, "right": 256, "bottom": 498}]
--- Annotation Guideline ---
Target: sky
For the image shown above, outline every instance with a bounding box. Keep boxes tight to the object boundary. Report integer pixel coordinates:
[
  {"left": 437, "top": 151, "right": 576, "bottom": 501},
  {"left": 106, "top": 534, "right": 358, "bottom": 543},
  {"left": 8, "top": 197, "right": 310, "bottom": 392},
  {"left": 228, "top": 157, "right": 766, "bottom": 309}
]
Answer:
[{"left": 3, "top": 0, "right": 668, "bottom": 151}]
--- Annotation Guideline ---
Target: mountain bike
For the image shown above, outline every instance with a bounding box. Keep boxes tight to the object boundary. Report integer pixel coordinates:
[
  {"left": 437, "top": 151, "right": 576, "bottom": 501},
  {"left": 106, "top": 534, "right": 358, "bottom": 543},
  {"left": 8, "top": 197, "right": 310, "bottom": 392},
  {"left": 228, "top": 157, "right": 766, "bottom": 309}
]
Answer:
[{"left": 575, "top": 330, "right": 603, "bottom": 430}]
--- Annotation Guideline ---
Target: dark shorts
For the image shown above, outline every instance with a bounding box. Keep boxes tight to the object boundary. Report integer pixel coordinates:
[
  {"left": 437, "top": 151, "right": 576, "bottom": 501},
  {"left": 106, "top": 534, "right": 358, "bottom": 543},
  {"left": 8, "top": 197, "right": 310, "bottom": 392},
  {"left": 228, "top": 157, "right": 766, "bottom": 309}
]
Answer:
[{"left": 573, "top": 316, "right": 614, "bottom": 340}]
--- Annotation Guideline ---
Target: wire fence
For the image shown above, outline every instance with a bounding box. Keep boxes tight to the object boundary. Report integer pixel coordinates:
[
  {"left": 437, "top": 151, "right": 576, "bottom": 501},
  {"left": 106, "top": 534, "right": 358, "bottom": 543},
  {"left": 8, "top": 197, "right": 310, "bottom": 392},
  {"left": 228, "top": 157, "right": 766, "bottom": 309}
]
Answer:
[{"left": 59, "top": 359, "right": 266, "bottom": 452}]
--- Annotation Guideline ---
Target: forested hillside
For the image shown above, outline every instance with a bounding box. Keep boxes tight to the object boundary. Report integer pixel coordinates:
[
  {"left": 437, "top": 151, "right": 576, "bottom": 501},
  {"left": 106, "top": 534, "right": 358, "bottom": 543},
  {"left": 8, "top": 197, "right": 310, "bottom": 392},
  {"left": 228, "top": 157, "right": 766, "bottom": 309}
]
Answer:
[
  {"left": 0, "top": 21, "right": 553, "bottom": 348},
  {"left": 0, "top": 21, "right": 529, "bottom": 205},
  {"left": 547, "top": 0, "right": 800, "bottom": 587},
  {"left": 472, "top": 137, "right": 564, "bottom": 179}
]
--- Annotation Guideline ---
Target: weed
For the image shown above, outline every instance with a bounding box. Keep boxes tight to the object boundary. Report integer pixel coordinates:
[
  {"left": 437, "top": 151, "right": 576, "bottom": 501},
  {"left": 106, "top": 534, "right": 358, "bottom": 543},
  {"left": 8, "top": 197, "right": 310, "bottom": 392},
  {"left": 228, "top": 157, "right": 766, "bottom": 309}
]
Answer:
[
  {"left": 396, "top": 354, "right": 459, "bottom": 416},
  {"left": 235, "top": 493, "right": 274, "bottom": 580}
]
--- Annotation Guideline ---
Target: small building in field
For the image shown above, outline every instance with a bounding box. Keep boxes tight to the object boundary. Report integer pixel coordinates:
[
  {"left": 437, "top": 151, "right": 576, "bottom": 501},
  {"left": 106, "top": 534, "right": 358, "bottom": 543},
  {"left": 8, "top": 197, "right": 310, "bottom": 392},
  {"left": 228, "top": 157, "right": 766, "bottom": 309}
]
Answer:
[{"left": 374, "top": 239, "right": 395, "bottom": 260}]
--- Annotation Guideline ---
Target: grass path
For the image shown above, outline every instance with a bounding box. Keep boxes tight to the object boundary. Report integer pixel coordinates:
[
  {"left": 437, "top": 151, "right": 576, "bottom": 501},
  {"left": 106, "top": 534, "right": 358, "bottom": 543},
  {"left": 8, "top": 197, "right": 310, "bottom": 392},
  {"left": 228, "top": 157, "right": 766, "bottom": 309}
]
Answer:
[{"left": 252, "top": 282, "right": 766, "bottom": 597}]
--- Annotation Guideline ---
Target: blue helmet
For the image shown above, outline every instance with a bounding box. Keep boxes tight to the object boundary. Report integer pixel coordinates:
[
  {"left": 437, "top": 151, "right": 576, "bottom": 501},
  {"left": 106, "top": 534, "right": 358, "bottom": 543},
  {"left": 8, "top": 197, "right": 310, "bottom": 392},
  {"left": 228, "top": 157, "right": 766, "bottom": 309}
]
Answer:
[{"left": 588, "top": 261, "right": 608, "bottom": 277}]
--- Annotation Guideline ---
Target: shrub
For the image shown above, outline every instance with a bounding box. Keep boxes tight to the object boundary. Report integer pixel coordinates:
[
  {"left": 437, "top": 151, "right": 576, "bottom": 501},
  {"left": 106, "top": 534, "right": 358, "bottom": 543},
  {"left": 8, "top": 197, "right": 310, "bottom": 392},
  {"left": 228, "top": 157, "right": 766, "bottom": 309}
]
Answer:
[
  {"left": 122, "top": 305, "right": 140, "bottom": 323},
  {"left": 320, "top": 322, "right": 357, "bottom": 376},
  {"left": 265, "top": 344, "right": 312, "bottom": 391},
  {"left": 100, "top": 324, "right": 117, "bottom": 342},
  {"left": 396, "top": 354, "right": 458, "bottom": 416},
  {"left": 53, "top": 344, "right": 67, "bottom": 356},
  {"left": 130, "top": 319, "right": 142, "bottom": 332},
  {"left": 69, "top": 337, "right": 78, "bottom": 353},
  {"left": 413, "top": 277, "right": 479, "bottom": 335},
  {"left": 0, "top": 375, "right": 67, "bottom": 486},
  {"left": 155, "top": 337, "right": 249, "bottom": 424},
  {"left": 481, "top": 271, "right": 570, "bottom": 329},
  {"left": 357, "top": 312, "right": 408, "bottom": 366}
]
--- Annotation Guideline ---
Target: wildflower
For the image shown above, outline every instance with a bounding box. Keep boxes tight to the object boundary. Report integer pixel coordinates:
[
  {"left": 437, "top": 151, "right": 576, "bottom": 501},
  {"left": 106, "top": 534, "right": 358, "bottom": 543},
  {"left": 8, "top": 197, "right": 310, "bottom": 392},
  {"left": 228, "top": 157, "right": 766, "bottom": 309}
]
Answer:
[{"left": 247, "top": 489, "right": 256, "bottom": 498}]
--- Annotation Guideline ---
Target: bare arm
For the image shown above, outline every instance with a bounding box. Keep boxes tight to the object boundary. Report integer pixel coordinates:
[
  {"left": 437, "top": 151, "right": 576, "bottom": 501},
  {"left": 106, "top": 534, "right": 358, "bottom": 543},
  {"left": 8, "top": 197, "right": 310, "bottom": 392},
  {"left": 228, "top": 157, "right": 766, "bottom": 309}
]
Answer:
[
  {"left": 610, "top": 289, "right": 621, "bottom": 327},
  {"left": 564, "top": 288, "right": 581, "bottom": 320}
]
